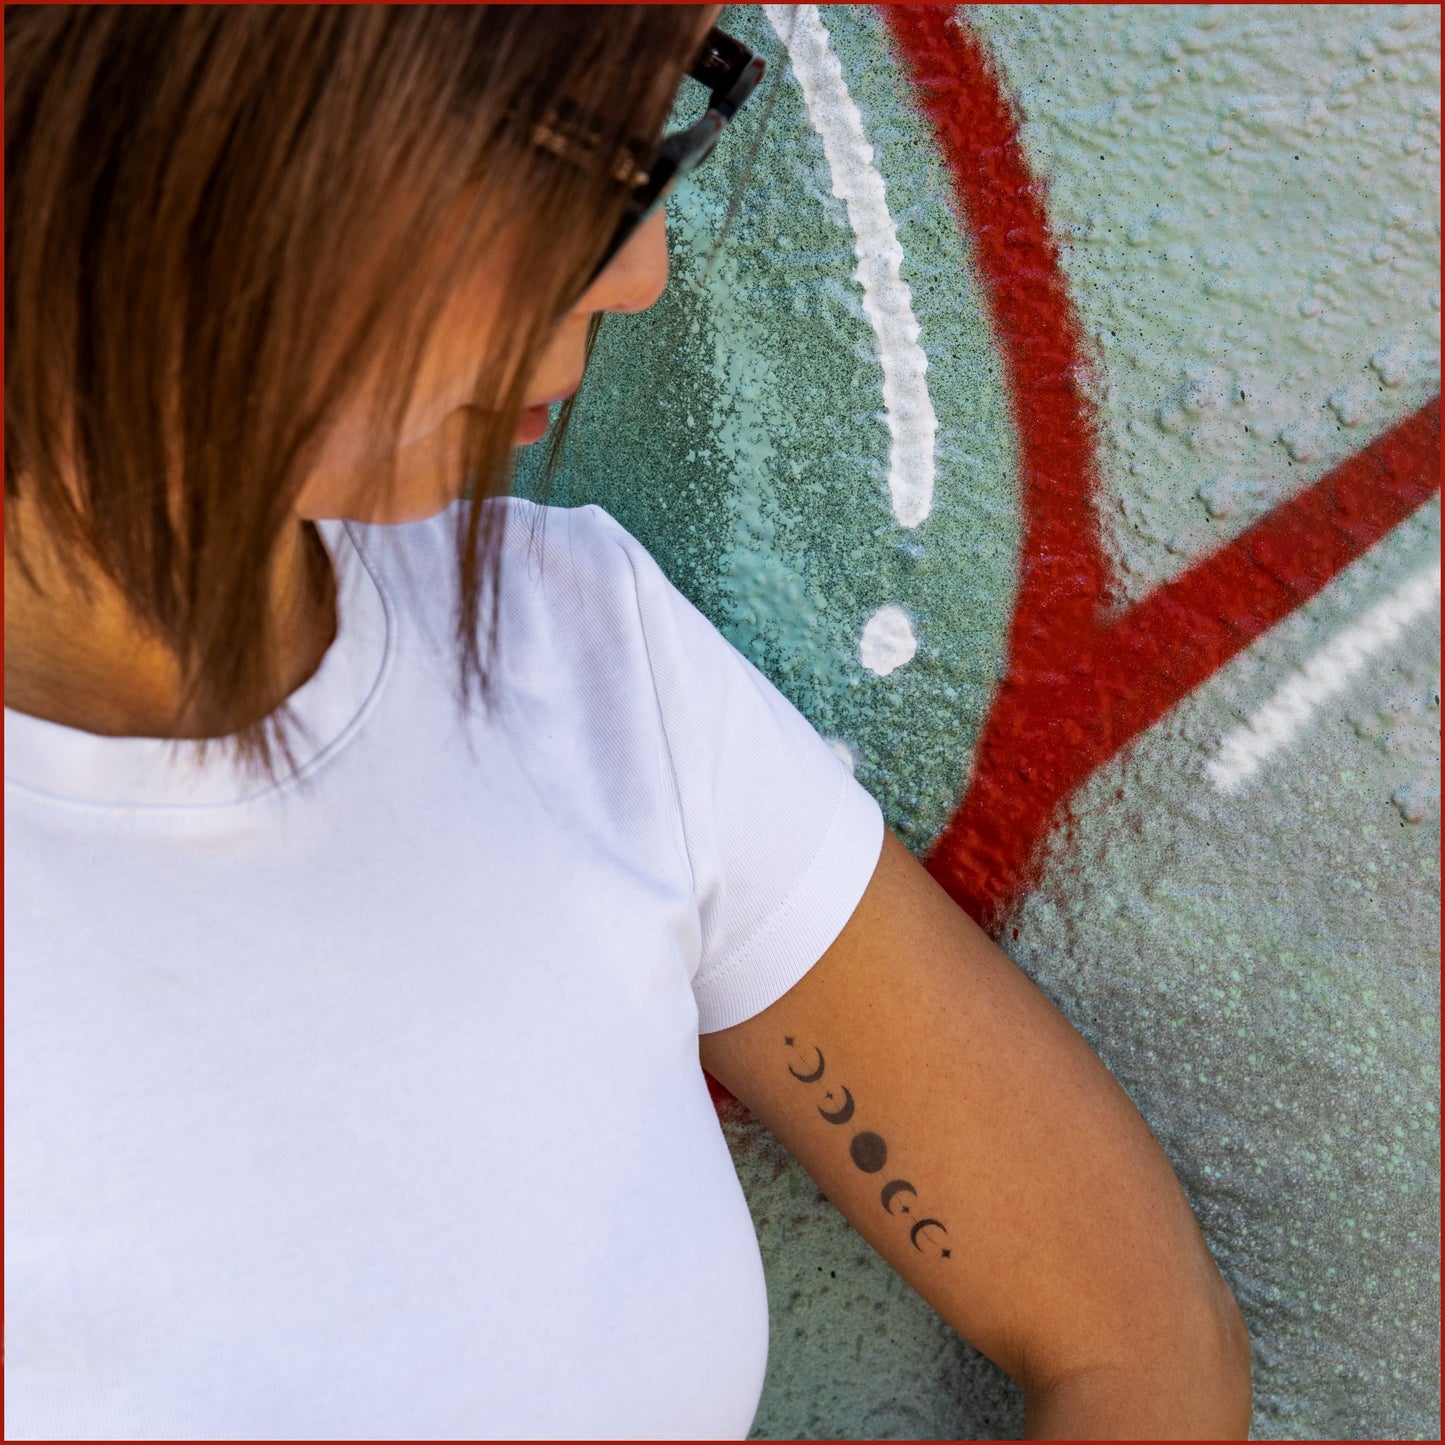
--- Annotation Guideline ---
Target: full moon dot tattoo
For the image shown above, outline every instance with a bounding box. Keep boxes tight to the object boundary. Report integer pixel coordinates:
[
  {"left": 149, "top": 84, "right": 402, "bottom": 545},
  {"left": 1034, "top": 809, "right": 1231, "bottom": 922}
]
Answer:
[{"left": 849, "top": 1131, "right": 888, "bottom": 1173}]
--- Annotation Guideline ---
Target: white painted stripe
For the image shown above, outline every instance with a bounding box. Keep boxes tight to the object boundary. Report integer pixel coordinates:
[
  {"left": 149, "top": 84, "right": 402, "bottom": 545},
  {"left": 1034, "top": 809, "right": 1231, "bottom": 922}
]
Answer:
[
  {"left": 1206, "top": 563, "right": 1441, "bottom": 794},
  {"left": 765, "top": 4, "right": 937, "bottom": 529}
]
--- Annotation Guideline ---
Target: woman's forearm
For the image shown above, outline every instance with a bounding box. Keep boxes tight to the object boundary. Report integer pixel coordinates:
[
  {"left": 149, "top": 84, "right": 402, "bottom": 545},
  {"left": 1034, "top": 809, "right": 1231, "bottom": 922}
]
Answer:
[{"left": 1022, "top": 1353, "right": 1253, "bottom": 1441}]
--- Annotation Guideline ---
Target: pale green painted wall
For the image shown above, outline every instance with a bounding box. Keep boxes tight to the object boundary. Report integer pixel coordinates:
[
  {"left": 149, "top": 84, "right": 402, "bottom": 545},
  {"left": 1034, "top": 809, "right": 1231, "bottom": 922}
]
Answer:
[{"left": 517, "top": 6, "right": 1439, "bottom": 1438}]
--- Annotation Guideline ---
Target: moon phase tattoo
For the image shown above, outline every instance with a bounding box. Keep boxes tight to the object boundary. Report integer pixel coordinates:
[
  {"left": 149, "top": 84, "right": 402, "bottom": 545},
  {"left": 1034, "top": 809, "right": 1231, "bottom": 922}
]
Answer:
[
  {"left": 783, "top": 1037, "right": 953, "bottom": 1262},
  {"left": 787, "top": 1044, "right": 826, "bottom": 1083},
  {"left": 849, "top": 1132, "right": 887, "bottom": 1173},
  {"left": 880, "top": 1179, "right": 917, "bottom": 1215},
  {"left": 909, "top": 1218, "right": 950, "bottom": 1259}
]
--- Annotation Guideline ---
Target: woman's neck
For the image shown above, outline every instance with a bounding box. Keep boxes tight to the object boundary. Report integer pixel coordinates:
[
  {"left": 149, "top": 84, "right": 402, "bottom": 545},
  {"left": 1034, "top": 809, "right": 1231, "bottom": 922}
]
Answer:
[{"left": 3, "top": 504, "right": 336, "bottom": 740}]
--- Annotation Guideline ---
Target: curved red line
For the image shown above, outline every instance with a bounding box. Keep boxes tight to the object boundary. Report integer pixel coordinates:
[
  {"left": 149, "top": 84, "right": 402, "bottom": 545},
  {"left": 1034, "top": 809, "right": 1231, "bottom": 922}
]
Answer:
[{"left": 880, "top": 5, "right": 1441, "bottom": 928}]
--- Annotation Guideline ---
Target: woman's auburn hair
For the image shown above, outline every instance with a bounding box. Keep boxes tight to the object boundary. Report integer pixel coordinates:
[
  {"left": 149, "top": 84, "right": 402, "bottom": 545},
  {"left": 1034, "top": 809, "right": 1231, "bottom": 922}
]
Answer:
[{"left": 4, "top": 4, "right": 703, "bottom": 780}]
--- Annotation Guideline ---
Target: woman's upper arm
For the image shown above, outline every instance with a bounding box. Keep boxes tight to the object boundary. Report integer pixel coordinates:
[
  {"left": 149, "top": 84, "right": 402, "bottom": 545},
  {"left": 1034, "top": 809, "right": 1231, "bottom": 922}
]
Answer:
[{"left": 698, "top": 825, "right": 1250, "bottom": 1420}]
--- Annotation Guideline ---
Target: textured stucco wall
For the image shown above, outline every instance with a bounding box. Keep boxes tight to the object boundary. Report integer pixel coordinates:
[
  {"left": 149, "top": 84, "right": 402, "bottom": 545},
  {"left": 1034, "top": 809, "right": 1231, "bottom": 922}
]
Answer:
[{"left": 515, "top": 5, "right": 1440, "bottom": 1439}]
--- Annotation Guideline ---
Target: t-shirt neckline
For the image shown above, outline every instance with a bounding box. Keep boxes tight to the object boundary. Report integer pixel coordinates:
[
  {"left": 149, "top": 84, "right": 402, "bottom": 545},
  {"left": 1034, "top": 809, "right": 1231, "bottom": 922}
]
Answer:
[{"left": 3, "top": 520, "right": 390, "bottom": 811}]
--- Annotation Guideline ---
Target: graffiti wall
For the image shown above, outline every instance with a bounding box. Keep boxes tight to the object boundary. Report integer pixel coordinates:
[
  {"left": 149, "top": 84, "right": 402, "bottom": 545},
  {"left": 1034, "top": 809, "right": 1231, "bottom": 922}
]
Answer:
[{"left": 515, "top": 5, "right": 1440, "bottom": 1438}]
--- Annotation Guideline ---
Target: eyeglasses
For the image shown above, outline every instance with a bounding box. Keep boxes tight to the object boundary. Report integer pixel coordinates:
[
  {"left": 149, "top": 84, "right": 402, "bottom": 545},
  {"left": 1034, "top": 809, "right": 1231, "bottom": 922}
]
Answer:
[{"left": 527, "top": 27, "right": 766, "bottom": 291}]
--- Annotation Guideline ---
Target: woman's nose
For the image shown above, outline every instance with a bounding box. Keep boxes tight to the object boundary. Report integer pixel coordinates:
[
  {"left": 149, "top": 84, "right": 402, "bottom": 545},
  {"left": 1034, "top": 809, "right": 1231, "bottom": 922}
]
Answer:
[{"left": 574, "top": 207, "right": 671, "bottom": 318}]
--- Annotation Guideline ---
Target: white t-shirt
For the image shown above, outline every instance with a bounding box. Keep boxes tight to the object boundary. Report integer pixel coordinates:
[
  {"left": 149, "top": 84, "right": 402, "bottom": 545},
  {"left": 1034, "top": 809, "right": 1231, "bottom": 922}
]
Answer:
[{"left": 4, "top": 499, "right": 885, "bottom": 1442}]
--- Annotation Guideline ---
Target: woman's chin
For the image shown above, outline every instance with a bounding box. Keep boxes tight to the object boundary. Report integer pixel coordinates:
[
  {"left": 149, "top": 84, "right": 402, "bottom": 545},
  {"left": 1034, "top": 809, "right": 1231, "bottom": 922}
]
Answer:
[
  {"left": 301, "top": 473, "right": 470, "bottom": 527},
  {"left": 299, "top": 401, "right": 552, "bottom": 524}
]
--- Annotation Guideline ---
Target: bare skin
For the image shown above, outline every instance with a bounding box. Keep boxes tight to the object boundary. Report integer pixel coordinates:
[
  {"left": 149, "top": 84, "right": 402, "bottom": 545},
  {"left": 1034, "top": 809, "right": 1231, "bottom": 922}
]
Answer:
[{"left": 702, "top": 827, "right": 1253, "bottom": 1439}]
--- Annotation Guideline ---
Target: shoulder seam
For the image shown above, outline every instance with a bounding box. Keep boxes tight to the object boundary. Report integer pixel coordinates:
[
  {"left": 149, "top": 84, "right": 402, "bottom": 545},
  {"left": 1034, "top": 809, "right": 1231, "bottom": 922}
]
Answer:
[{"left": 606, "top": 516, "right": 701, "bottom": 908}]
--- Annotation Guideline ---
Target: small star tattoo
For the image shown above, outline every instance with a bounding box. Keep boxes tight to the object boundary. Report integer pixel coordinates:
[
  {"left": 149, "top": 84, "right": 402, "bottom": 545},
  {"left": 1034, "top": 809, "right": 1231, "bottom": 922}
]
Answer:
[
  {"left": 784, "top": 1036, "right": 794, "bottom": 1047},
  {"left": 941, "top": 1248, "right": 952, "bottom": 1259}
]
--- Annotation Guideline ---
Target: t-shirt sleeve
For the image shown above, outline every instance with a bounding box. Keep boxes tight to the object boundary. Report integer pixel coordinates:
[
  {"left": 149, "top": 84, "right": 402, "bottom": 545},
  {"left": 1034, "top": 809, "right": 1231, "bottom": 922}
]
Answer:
[{"left": 595, "top": 506, "right": 886, "bottom": 1034}]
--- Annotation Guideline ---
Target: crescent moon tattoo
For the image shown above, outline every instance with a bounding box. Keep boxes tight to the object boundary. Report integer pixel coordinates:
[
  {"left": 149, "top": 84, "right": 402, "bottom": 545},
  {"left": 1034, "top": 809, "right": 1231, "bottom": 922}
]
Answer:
[
  {"left": 787, "top": 1046, "right": 826, "bottom": 1084},
  {"left": 817, "top": 1087, "right": 855, "bottom": 1125},
  {"left": 880, "top": 1179, "right": 918, "bottom": 1214},
  {"left": 909, "top": 1217, "right": 949, "bottom": 1252}
]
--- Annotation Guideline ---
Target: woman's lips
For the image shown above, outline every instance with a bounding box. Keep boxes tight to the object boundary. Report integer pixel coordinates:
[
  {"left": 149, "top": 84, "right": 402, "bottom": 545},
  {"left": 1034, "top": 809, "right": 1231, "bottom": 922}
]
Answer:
[
  {"left": 513, "top": 380, "right": 581, "bottom": 446},
  {"left": 513, "top": 403, "right": 552, "bottom": 445}
]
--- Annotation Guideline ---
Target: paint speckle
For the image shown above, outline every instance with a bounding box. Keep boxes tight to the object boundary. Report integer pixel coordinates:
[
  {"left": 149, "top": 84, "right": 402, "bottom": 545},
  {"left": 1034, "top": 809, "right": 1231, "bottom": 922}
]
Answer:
[
  {"left": 1279, "top": 420, "right": 1322, "bottom": 463},
  {"left": 1328, "top": 387, "right": 1370, "bottom": 428},
  {"left": 1371, "top": 346, "right": 1410, "bottom": 388}
]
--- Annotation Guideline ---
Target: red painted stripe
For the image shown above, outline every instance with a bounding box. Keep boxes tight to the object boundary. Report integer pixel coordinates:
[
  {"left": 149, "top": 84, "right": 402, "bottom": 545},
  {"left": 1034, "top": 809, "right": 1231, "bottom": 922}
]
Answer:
[
  {"left": 1109, "top": 404, "right": 1440, "bottom": 740},
  {"left": 880, "top": 5, "right": 1441, "bottom": 927}
]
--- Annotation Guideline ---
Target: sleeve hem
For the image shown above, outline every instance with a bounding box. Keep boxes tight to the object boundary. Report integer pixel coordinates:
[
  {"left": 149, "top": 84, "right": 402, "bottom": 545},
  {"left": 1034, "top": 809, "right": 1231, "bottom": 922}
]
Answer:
[{"left": 693, "top": 775, "right": 885, "bottom": 1035}]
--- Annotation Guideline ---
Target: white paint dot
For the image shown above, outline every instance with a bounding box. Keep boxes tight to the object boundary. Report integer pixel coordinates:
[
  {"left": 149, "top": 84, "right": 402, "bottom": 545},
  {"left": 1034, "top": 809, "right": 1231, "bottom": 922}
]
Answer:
[{"left": 859, "top": 605, "right": 918, "bottom": 677}]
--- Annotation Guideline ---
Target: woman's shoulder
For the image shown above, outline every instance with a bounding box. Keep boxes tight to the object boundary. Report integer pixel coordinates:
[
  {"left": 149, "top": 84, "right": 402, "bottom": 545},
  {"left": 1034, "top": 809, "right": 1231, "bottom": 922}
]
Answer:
[
  {"left": 322, "top": 497, "right": 657, "bottom": 678},
  {"left": 333, "top": 496, "right": 638, "bottom": 596}
]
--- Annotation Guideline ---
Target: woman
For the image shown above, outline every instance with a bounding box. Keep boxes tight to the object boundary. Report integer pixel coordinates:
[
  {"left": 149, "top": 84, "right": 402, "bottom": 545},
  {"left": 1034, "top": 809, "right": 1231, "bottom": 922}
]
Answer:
[{"left": 5, "top": 6, "right": 1251, "bottom": 1439}]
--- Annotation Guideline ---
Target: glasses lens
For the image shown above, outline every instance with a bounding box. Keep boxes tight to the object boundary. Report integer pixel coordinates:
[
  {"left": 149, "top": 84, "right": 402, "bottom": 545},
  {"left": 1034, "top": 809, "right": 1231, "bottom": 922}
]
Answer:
[
  {"left": 691, "top": 126, "right": 721, "bottom": 170},
  {"left": 580, "top": 35, "right": 765, "bottom": 294}
]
